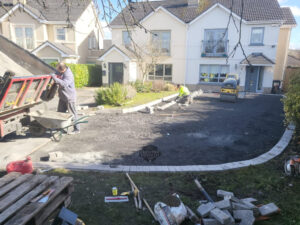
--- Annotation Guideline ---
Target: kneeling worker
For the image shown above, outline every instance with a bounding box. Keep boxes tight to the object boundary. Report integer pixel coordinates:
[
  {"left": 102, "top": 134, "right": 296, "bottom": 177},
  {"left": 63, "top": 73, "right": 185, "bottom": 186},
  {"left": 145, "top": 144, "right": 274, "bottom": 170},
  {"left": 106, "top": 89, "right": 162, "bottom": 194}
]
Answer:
[
  {"left": 51, "top": 62, "right": 80, "bottom": 134},
  {"left": 176, "top": 84, "right": 192, "bottom": 105}
]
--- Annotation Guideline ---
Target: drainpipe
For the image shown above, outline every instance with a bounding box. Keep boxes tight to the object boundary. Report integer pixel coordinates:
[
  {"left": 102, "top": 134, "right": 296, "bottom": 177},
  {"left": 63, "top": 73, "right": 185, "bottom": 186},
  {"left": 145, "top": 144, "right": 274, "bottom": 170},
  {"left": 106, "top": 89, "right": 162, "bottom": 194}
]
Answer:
[{"left": 184, "top": 23, "right": 189, "bottom": 87}]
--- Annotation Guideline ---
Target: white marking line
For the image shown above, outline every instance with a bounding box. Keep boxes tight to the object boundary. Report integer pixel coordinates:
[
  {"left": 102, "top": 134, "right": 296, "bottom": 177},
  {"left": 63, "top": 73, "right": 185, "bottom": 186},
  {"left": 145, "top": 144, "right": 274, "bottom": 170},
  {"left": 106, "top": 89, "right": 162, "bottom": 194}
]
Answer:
[{"left": 33, "top": 125, "right": 295, "bottom": 172}]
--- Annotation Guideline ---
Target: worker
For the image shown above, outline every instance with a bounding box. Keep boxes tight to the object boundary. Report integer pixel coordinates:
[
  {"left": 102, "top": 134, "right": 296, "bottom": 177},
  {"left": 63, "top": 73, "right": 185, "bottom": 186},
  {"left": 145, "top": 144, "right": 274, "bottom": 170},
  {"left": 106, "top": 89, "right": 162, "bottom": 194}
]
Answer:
[
  {"left": 51, "top": 62, "right": 80, "bottom": 134},
  {"left": 176, "top": 84, "right": 192, "bottom": 105}
]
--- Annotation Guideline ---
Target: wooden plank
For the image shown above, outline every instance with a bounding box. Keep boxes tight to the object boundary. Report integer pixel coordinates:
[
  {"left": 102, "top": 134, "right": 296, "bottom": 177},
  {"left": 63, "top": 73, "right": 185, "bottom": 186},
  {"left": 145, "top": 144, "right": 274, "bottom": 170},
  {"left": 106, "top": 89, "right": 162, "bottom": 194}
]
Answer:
[
  {"left": 0, "top": 174, "right": 33, "bottom": 198},
  {"left": 0, "top": 176, "right": 58, "bottom": 224},
  {"left": 0, "top": 175, "right": 47, "bottom": 212},
  {"left": 0, "top": 173, "right": 21, "bottom": 189},
  {"left": 4, "top": 177, "right": 73, "bottom": 225},
  {"left": 35, "top": 193, "right": 70, "bottom": 225}
]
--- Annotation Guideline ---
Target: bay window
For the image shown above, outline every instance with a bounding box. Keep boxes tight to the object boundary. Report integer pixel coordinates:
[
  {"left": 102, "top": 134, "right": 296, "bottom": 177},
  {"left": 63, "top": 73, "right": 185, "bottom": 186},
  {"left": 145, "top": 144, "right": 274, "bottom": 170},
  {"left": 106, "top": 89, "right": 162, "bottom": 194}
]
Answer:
[{"left": 199, "top": 65, "right": 229, "bottom": 83}]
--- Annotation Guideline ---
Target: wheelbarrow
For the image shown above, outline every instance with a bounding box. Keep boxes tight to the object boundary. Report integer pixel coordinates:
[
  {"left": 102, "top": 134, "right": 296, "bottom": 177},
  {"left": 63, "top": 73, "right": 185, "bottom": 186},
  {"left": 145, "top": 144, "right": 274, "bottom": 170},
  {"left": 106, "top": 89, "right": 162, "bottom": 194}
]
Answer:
[{"left": 28, "top": 110, "right": 88, "bottom": 142}]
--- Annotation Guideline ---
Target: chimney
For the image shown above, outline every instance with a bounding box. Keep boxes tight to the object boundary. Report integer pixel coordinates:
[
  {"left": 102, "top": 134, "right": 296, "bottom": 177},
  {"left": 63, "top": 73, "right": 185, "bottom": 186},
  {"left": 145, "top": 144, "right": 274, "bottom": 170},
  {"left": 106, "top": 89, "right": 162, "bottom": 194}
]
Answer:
[
  {"left": 13, "top": 0, "right": 27, "bottom": 5},
  {"left": 188, "top": 0, "right": 199, "bottom": 7}
]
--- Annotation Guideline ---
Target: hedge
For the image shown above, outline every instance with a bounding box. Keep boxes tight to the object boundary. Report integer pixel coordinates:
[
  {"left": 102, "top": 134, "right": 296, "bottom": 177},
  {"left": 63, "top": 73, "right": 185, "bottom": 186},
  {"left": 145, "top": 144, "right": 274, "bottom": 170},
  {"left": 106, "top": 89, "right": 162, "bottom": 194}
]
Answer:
[{"left": 50, "top": 62, "right": 102, "bottom": 88}]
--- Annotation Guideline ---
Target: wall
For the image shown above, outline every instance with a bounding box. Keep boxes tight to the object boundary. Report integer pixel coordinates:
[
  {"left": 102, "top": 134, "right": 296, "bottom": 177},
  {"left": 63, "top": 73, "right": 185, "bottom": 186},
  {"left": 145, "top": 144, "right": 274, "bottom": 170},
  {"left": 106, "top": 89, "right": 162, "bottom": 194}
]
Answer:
[
  {"left": 273, "top": 27, "right": 292, "bottom": 81},
  {"left": 186, "top": 5, "right": 280, "bottom": 90},
  {"left": 111, "top": 7, "right": 187, "bottom": 84},
  {"left": 75, "top": 3, "right": 104, "bottom": 63}
]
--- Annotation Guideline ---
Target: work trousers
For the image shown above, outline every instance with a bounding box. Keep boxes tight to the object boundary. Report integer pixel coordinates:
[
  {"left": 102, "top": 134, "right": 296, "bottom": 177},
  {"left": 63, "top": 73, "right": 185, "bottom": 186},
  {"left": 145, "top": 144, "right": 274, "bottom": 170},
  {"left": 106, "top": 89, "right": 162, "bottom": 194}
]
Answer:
[{"left": 57, "top": 99, "right": 79, "bottom": 131}]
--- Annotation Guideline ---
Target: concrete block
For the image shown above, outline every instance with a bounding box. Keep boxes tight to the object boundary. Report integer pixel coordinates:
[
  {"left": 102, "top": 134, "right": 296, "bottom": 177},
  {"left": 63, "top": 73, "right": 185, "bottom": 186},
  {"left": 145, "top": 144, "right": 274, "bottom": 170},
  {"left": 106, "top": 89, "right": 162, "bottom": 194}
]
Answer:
[
  {"left": 258, "top": 203, "right": 279, "bottom": 216},
  {"left": 233, "top": 210, "right": 255, "bottom": 225},
  {"left": 232, "top": 202, "right": 252, "bottom": 210},
  {"left": 241, "top": 198, "right": 257, "bottom": 204},
  {"left": 217, "top": 190, "right": 234, "bottom": 198},
  {"left": 197, "top": 202, "right": 215, "bottom": 217},
  {"left": 210, "top": 208, "right": 231, "bottom": 225},
  {"left": 48, "top": 151, "right": 63, "bottom": 161},
  {"left": 222, "top": 210, "right": 235, "bottom": 225},
  {"left": 215, "top": 199, "right": 231, "bottom": 210},
  {"left": 202, "top": 218, "right": 222, "bottom": 225},
  {"left": 97, "top": 105, "right": 104, "bottom": 110},
  {"left": 146, "top": 106, "right": 154, "bottom": 114}
]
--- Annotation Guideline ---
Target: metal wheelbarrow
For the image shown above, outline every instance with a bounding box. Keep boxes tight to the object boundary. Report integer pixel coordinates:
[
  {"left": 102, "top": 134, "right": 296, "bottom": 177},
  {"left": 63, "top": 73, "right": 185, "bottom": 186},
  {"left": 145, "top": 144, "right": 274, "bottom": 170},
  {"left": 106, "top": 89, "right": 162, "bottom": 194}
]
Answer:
[{"left": 28, "top": 110, "right": 88, "bottom": 142}]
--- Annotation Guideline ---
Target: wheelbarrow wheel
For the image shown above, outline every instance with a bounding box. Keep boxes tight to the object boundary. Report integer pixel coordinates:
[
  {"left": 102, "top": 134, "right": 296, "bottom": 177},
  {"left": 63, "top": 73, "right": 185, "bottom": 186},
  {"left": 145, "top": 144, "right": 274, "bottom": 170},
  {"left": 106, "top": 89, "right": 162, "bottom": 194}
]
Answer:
[{"left": 29, "top": 121, "right": 46, "bottom": 137}]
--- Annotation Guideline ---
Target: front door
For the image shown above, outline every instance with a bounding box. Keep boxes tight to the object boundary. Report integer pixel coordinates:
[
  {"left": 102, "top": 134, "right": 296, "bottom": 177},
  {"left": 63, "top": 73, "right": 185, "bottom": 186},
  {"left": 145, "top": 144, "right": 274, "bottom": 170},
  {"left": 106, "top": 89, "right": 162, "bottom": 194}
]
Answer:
[
  {"left": 245, "top": 66, "right": 259, "bottom": 92},
  {"left": 109, "top": 63, "right": 124, "bottom": 85}
]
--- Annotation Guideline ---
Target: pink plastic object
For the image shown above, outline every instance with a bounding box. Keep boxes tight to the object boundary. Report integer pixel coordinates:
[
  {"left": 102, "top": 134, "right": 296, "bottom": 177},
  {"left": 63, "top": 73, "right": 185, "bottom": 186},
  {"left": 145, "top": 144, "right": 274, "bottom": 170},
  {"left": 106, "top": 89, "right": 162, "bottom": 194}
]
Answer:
[{"left": 6, "top": 156, "right": 33, "bottom": 174}]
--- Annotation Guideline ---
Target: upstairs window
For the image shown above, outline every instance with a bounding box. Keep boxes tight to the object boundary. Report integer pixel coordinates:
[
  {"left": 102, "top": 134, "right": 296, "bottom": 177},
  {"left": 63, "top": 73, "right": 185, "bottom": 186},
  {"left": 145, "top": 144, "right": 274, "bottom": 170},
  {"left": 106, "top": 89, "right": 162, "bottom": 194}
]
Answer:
[
  {"left": 56, "top": 27, "right": 66, "bottom": 41},
  {"left": 14, "top": 27, "right": 34, "bottom": 49},
  {"left": 203, "top": 29, "right": 228, "bottom": 56},
  {"left": 88, "top": 36, "right": 98, "bottom": 49},
  {"left": 250, "top": 27, "right": 264, "bottom": 45},
  {"left": 122, "top": 31, "right": 131, "bottom": 46},
  {"left": 151, "top": 30, "right": 171, "bottom": 55}
]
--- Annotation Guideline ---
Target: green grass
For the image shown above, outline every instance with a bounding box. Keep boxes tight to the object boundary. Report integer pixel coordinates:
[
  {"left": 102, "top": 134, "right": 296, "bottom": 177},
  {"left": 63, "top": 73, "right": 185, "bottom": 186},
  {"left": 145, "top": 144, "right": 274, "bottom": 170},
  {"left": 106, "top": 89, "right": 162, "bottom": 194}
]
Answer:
[
  {"left": 43, "top": 135, "right": 300, "bottom": 225},
  {"left": 103, "top": 91, "right": 177, "bottom": 108}
]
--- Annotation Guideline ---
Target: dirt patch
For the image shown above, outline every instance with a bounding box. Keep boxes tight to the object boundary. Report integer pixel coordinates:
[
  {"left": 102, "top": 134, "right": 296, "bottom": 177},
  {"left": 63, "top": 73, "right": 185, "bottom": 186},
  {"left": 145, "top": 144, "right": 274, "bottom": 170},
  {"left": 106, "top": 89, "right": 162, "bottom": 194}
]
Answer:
[{"left": 31, "top": 94, "right": 285, "bottom": 166}]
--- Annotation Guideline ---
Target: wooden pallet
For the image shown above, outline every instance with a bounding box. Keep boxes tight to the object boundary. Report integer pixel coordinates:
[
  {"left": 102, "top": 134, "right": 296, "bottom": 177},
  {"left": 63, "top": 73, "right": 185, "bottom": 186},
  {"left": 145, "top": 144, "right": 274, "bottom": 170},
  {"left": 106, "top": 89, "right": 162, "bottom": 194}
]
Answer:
[{"left": 0, "top": 172, "right": 73, "bottom": 225}]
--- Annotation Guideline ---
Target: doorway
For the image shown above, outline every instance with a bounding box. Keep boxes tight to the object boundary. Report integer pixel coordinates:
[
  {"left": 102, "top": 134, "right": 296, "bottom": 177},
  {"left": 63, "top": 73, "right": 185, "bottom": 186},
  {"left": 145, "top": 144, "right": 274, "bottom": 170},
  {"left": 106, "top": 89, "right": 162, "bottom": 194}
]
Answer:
[{"left": 108, "top": 63, "right": 124, "bottom": 85}]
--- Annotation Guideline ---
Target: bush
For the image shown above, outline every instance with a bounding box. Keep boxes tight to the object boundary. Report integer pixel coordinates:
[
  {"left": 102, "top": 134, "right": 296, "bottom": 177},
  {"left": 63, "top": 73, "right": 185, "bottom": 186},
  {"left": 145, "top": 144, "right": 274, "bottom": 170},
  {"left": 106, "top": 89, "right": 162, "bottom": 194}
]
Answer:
[
  {"left": 50, "top": 62, "right": 102, "bottom": 88},
  {"left": 283, "top": 72, "right": 300, "bottom": 127},
  {"left": 95, "top": 83, "right": 128, "bottom": 106},
  {"left": 152, "top": 80, "right": 165, "bottom": 92},
  {"left": 164, "top": 83, "right": 176, "bottom": 91},
  {"left": 133, "top": 80, "right": 152, "bottom": 93}
]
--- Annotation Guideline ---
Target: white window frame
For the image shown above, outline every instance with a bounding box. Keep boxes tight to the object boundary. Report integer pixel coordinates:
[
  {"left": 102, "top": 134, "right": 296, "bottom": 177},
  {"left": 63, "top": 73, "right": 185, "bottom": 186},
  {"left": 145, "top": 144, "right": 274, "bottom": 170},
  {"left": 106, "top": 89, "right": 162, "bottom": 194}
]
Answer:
[
  {"left": 250, "top": 27, "right": 265, "bottom": 46},
  {"left": 199, "top": 64, "right": 229, "bottom": 83},
  {"left": 12, "top": 24, "right": 35, "bottom": 50},
  {"left": 88, "top": 36, "right": 98, "bottom": 49},
  {"left": 54, "top": 26, "right": 67, "bottom": 42},
  {"left": 151, "top": 30, "right": 171, "bottom": 56},
  {"left": 148, "top": 64, "right": 172, "bottom": 81},
  {"left": 122, "top": 31, "right": 132, "bottom": 46}
]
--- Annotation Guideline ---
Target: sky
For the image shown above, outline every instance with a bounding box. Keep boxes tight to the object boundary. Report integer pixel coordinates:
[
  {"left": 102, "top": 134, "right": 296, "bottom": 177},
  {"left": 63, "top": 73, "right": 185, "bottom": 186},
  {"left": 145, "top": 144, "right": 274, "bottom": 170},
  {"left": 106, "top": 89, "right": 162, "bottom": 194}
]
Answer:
[{"left": 99, "top": 0, "right": 300, "bottom": 49}]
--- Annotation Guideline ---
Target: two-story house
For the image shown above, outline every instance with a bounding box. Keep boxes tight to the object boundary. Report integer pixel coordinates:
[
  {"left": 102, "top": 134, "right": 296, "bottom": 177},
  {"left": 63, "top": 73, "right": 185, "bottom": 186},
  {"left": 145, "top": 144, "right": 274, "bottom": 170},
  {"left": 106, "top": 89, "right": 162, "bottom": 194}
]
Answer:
[
  {"left": 98, "top": 0, "right": 296, "bottom": 93},
  {"left": 0, "top": 0, "right": 104, "bottom": 64}
]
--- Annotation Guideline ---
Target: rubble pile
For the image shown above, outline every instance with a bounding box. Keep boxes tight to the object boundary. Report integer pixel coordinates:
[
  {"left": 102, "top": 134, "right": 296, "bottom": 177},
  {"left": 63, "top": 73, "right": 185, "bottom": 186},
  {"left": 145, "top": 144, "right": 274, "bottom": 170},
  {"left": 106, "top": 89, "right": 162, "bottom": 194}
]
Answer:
[{"left": 197, "top": 190, "right": 280, "bottom": 225}]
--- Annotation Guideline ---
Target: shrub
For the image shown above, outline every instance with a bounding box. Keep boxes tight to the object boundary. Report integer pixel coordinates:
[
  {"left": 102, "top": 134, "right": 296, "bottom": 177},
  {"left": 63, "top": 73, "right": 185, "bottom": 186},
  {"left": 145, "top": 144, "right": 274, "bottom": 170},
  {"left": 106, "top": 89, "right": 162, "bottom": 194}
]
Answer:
[
  {"left": 133, "top": 80, "right": 152, "bottom": 93},
  {"left": 283, "top": 72, "right": 300, "bottom": 127},
  {"left": 125, "top": 85, "right": 137, "bottom": 99},
  {"left": 152, "top": 80, "right": 165, "bottom": 92},
  {"left": 164, "top": 83, "right": 176, "bottom": 91},
  {"left": 95, "top": 83, "right": 127, "bottom": 106},
  {"left": 50, "top": 62, "right": 102, "bottom": 88}
]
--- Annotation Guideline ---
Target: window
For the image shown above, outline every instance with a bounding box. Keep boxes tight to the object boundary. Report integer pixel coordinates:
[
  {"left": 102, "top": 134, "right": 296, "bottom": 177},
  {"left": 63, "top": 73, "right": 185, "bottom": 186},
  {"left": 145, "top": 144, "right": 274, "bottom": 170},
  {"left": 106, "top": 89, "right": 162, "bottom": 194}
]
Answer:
[
  {"left": 14, "top": 27, "right": 34, "bottom": 49},
  {"left": 199, "top": 65, "right": 229, "bottom": 83},
  {"left": 56, "top": 27, "right": 66, "bottom": 41},
  {"left": 88, "top": 36, "right": 98, "bottom": 49},
  {"left": 250, "top": 27, "right": 264, "bottom": 45},
  {"left": 148, "top": 64, "right": 172, "bottom": 81},
  {"left": 203, "top": 29, "right": 228, "bottom": 56},
  {"left": 151, "top": 30, "right": 171, "bottom": 55},
  {"left": 42, "top": 58, "right": 59, "bottom": 65},
  {"left": 122, "top": 31, "right": 131, "bottom": 46}
]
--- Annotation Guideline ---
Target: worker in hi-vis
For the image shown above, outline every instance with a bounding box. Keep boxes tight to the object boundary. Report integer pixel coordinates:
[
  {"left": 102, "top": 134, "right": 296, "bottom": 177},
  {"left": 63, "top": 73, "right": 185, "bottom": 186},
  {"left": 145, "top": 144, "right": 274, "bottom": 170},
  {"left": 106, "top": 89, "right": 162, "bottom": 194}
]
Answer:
[
  {"left": 51, "top": 62, "right": 80, "bottom": 134},
  {"left": 176, "top": 84, "right": 192, "bottom": 105}
]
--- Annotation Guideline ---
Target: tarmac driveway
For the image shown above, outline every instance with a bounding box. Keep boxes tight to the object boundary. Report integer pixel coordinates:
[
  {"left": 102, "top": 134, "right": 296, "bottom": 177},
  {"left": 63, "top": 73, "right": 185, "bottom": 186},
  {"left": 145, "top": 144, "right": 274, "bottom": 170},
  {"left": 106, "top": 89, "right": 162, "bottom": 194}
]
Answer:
[{"left": 31, "top": 94, "right": 285, "bottom": 166}]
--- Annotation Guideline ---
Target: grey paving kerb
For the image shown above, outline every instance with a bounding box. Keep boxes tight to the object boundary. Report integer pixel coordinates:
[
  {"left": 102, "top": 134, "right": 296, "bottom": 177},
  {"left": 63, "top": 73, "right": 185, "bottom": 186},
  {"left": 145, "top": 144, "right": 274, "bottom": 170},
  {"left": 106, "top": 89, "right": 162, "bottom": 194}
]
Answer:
[{"left": 33, "top": 94, "right": 294, "bottom": 172}]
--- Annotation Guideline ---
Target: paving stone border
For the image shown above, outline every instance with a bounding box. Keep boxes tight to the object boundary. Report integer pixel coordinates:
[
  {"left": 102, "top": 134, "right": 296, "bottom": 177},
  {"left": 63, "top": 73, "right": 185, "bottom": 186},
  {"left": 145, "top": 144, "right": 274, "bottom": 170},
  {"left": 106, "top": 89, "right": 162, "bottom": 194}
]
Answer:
[{"left": 34, "top": 124, "right": 295, "bottom": 172}]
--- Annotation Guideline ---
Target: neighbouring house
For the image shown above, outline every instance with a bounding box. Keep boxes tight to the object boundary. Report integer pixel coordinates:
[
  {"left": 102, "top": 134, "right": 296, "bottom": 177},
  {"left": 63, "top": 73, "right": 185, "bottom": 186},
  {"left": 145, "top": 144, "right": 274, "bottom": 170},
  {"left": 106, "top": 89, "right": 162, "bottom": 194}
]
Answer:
[
  {"left": 0, "top": 0, "right": 105, "bottom": 64},
  {"left": 282, "top": 49, "right": 300, "bottom": 91},
  {"left": 99, "top": 0, "right": 296, "bottom": 93}
]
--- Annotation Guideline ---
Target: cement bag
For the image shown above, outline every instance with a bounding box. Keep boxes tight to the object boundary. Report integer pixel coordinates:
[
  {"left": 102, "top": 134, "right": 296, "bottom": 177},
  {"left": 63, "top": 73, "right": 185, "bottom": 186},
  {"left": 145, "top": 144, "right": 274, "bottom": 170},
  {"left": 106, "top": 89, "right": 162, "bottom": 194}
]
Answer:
[{"left": 154, "top": 194, "right": 187, "bottom": 225}]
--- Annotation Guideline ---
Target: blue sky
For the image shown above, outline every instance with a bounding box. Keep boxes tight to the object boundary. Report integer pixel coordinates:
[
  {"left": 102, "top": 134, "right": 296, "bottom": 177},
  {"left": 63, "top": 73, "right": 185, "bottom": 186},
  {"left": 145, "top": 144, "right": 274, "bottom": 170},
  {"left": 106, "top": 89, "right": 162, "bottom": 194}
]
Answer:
[{"left": 99, "top": 0, "right": 300, "bottom": 49}]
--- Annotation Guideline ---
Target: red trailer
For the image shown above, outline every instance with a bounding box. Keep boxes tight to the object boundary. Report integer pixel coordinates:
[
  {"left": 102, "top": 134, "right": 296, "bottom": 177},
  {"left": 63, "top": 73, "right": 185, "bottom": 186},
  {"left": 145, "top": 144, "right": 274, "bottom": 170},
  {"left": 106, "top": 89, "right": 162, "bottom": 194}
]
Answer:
[{"left": 0, "top": 74, "right": 52, "bottom": 138}]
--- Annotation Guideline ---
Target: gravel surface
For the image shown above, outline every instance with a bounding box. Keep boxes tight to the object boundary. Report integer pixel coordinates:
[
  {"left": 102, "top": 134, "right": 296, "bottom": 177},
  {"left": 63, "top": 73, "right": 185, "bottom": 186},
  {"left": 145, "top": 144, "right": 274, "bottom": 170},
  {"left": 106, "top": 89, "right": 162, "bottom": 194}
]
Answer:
[{"left": 31, "top": 94, "right": 285, "bottom": 166}]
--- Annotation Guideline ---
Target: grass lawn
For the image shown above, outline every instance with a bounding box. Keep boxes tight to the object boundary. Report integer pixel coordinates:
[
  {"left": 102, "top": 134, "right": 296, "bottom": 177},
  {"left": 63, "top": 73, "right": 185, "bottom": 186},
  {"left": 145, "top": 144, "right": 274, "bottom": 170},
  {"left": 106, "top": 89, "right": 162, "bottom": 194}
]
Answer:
[
  {"left": 42, "top": 134, "right": 300, "bottom": 225},
  {"left": 103, "top": 91, "right": 177, "bottom": 108}
]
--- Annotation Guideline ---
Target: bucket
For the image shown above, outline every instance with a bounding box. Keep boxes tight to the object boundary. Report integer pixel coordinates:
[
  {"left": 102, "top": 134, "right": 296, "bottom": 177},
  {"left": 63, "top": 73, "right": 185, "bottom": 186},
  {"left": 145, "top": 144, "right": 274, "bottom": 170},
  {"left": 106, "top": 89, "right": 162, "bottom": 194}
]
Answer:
[{"left": 6, "top": 156, "right": 33, "bottom": 174}]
